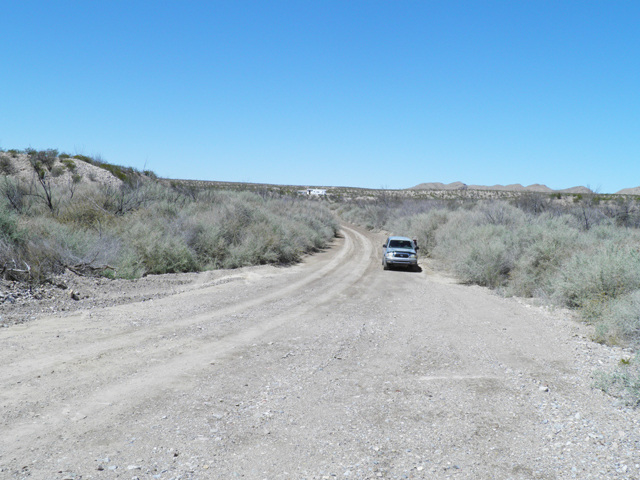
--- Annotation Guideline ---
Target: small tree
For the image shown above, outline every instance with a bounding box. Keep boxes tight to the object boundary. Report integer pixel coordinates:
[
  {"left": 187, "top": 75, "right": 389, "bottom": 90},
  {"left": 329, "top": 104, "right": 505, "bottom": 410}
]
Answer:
[{"left": 26, "top": 148, "right": 60, "bottom": 215}]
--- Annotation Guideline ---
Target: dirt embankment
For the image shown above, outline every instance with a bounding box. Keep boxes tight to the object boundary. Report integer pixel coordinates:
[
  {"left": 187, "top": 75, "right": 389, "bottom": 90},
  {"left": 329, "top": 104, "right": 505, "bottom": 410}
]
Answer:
[
  {"left": 1, "top": 152, "right": 122, "bottom": 189},
  {"left": 1, "top": 225, "right": 638, "bottom": 479}
]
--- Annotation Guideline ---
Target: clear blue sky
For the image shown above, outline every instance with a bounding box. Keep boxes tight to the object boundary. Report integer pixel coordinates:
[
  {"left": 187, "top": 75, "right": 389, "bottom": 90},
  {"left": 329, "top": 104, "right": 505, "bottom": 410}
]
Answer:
[{"left": 2, "top": 1, "right": 639, "bottom": 193}]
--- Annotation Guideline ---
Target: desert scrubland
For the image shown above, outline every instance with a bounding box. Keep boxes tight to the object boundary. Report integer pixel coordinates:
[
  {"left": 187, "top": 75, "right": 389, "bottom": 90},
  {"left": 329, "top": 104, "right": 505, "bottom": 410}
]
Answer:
[
  {"left": 1, "top": 149, "right": 639, "bottom": 479},
  {"left": 0, "top": 150, "right": 338, "bottom": 282}
]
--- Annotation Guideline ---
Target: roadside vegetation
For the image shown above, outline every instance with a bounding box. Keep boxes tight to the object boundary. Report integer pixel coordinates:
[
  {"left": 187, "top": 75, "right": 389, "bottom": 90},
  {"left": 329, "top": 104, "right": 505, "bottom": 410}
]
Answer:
[
  {"left": 337, "top": 193, "right": 640, "bottom": 405},
  {"left": 0, "top": 149, "right": 338, "bottom": 283}
]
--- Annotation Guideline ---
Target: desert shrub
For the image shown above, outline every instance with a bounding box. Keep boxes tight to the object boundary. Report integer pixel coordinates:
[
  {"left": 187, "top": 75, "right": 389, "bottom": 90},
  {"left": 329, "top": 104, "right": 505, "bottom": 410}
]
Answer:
[
  {"left": 417, "top": 206, "right": 519, "bottom": 287},
  {"left": 594, "top": 354, "right": 640, "bottom": 406},
  {"left": 511, "top": 193, "right": 550, "bottom": 214},
  {"left": 0, "top": 201, "right": 24, "bottom": 246},
  {"left": 18, "top": 216, "right": 121, "bottom": 280},
  {"left": 121, "top": 223, "right": 197, "bottom": 276},
  {"left": 551, "top": 243, "right": 640, "bottom": 317},
  {"left": 280, "top": 199, "right": 338, "bottom": 247},
  {"left": 76, "top": 181, "right": 162, "bottom": 216},
  {"left": 99, "top": 163, "right": 129, "bottom": 182},
  {"left": 176, "top": 192, "right": 337, "bottom": 269},
  {"left": 0, "top": 156, "right": 15, "bottom": 175},
  {"left": 22, "top": 149, "right": 67, "bottom": 214},
  {"left": 57, "top": 193, "right": 115, "bottom": 232},
  {"left": 223, "top": 219, "right": 296, "bottom": 268},
  {"left": 0, "top": 237, "right": 15, "bottom": 271},
  {"left": 477, "top": 201, "right": 527, "bottom": 226},
  {"left": 593, "top": 291, "right": 640, "bottom": 345},
  {"left": 0, "top": 199, "right": 23, "bottom": 271},
  {"left": 184, "top": 220, "right": 227, "bottom": 268},
  {"left": 94, "top": 155, "right": 142, "bottom": 185},
  {"left": 507, "top": 215, "right": 582, "bottom": 297},
  {"left": 59, "top": 153, "right": 71, "bottom": 159},
  {"left": 0, "top": 177, "right": 32, "bottom": 214},
  {"left": 436, "top": 222, "right": 520, "bottom": 288},
  {"left": 340, "top": 203, "right": 390, "bottom": 230},
  {"left": 110, "top": 189, "right": 337, "bottom": 276},
  {"left": 26, "top": 148, "right": 58, "bottom": 171},
  {"left": 51, "top": 166, "right": 65, "bottom": 177},
  {"left": 337, "top": 197, "right": 451, "bottom": 232},
  {"left": 574, "top": 204, "right": 610, "bottom": 230},
  {"left": 61, "top": 159, "right": 76, "bottom": 171},
  {"left": 607, "top": 200, "right": 640, "bottom": 228}
]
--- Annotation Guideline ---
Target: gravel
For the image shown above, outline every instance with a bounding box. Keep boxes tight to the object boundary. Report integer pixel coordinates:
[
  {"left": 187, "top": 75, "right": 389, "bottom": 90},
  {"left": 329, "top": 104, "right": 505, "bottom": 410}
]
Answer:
[{"left": 0, "top": 225, "right": 638, "bottom": 479}]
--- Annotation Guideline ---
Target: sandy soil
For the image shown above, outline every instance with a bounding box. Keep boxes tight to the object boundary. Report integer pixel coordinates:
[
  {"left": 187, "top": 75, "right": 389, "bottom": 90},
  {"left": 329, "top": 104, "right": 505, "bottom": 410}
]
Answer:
[{"left": 1, "top": 224, "right": 639, "bottom": 480}]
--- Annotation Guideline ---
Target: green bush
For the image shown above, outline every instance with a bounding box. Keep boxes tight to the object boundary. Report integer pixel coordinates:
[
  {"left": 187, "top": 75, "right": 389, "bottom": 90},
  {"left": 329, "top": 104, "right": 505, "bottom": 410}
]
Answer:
[
  {"left": 0, "top": 156, "right": 15, "bottom": 175},
  {"left": 73, "top": 154, "right": 94, "bottom": 164},
  {"left": 61, "top": 159, "right": 77, "bottom": 171}
]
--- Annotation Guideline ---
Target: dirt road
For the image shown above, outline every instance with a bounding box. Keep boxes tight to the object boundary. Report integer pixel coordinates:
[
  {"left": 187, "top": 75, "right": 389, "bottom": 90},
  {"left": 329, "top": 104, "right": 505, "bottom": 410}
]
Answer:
[{"left": 1, "top": 225, "right": 638, "bottom": 479}]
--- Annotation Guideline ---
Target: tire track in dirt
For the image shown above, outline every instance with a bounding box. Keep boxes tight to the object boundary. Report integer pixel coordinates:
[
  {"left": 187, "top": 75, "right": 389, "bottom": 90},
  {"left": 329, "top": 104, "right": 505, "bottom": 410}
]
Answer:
[
  {"left": 0, "top": 227, "right": 355, "bottom": 383},
  {"left": 0, "top": 226, "right": 374, "bottom": 455}
]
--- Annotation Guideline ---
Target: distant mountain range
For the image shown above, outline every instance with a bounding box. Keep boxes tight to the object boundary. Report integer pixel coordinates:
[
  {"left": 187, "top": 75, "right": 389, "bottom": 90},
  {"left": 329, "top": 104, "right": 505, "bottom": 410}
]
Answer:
[{"left": 409, "top": 182, "right": 638, "bottom": 195}]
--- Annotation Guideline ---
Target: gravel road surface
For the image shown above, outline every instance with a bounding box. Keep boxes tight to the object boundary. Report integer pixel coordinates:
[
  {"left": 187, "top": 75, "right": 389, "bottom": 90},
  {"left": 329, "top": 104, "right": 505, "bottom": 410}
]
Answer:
[{"left": 1, "top": 224, "right": 638, "bottom": 480}]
